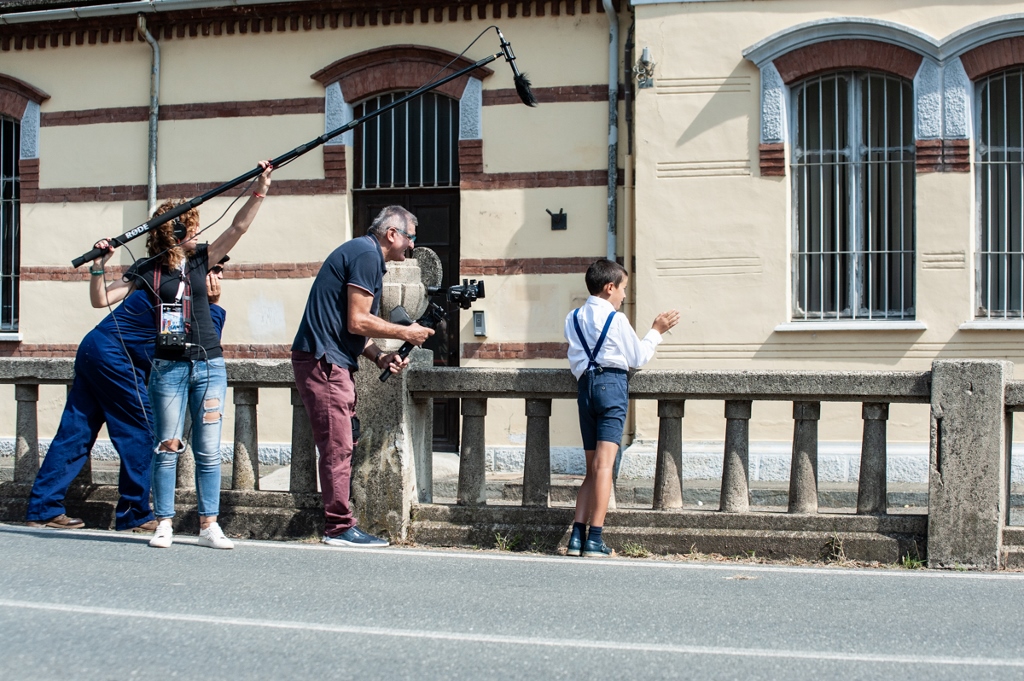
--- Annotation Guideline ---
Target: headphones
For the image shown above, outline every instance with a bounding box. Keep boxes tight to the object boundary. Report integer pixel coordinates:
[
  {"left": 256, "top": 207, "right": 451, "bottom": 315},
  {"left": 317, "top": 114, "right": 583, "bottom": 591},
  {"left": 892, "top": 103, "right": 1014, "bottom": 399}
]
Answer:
[{"left": 171, "top": 217, "right": 188, "bottom": 243}]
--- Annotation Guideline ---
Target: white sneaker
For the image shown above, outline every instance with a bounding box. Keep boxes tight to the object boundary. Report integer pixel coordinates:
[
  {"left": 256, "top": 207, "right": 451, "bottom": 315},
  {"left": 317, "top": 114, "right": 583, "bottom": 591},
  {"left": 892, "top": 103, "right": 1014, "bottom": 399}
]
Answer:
[
  {"left": 198, "top": 522, "right": 234, "bottom": 550},
  {"left": 149, "top": 520, "right": 173, "bottom": 549}
]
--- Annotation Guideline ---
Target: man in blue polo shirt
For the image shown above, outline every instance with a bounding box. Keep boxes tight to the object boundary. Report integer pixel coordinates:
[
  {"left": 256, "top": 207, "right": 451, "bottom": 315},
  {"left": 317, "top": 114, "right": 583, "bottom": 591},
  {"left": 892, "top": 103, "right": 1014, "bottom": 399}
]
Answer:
[{"left": 292, "top": 205, "right": 433, "bottom": 547}]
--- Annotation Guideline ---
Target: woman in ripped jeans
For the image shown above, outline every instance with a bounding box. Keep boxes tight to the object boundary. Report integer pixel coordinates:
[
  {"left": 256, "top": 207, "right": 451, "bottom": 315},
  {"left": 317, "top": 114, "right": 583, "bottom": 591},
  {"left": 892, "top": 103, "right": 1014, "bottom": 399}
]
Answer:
[{"left": 89, "top": 161, "right": 273, "bottom": 549}]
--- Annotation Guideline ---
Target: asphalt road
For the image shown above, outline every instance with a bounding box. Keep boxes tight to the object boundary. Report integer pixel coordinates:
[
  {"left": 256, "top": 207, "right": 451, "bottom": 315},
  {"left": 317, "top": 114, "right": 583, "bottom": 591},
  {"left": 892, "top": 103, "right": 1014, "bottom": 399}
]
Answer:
[{"left": 1, "top": 523, "right": 1023, "bottom": 680}]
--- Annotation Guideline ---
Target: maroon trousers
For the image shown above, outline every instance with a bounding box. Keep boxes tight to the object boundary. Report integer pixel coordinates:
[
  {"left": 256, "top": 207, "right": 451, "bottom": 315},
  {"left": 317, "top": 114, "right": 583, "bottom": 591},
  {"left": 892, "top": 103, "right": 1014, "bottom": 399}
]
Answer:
[{"left": 292, "top": 350, "right": 357, "bottom": 537}]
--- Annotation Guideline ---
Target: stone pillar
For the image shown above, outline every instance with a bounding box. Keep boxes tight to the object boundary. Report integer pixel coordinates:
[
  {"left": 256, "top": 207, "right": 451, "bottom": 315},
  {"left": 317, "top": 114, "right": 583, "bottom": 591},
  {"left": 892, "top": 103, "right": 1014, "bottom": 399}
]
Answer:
[
  {"left": 14, "top": 384, "right": 39, "bottom": 483},
  {"left": 351, "top": 347, "right": 432, "bottom": 540},
  {"left": 457, "top": 397, "right": 488, "bottom": 506},
  {"left": 652, "top": 400, "right": 684, "bottom": 510},
  {"left": 522, "top": 398, "right": 552, "bottom": 507},
  {"left": 857, "top": 402, "right": 889, "bottom": 515},
  {"left": 68, "top": 384, "right": 93, "bottom": 487},
  {"left": 411, "top": 396, "right": 433, "bottom": 503},
  {"left": 289, "top": 388, "right": 317, "bottom": 493},
  {"left": 788, "top": 401, "right": 820, "bottom": 514},
  {"left": 720, "top": 400, "right": 752, "bottom": 513},
  {"left": 176, "top": 412, "right": 196, "bottom": 490},
  {"left": 231, "top": 387, "right": 259, "bottom": 491},
  {"left": 928, "top": 360, "right": 1011, "bottom": 569}
]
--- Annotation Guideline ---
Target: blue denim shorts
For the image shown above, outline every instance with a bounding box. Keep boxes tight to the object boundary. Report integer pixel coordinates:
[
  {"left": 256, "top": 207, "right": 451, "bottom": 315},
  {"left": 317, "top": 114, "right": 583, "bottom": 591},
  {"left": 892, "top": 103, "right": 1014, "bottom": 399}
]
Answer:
[{"left": 577, "top": 368, "right": 628, "bottom": 450}]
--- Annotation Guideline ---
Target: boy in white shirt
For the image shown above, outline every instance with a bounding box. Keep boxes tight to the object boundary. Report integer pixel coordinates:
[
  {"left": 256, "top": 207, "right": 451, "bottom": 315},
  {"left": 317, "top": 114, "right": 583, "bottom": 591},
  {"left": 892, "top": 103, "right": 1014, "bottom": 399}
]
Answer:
[{"left": 564, "top": 259, "right": 679, "bottom": 557}]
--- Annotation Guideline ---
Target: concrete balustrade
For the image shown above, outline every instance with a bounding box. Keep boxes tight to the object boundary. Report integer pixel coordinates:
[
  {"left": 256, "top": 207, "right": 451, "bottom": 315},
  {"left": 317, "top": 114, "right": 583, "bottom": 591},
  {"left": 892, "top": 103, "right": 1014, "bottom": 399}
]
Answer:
[{"left": 2, "top": 358, "right": 1023, "bottom": 568}]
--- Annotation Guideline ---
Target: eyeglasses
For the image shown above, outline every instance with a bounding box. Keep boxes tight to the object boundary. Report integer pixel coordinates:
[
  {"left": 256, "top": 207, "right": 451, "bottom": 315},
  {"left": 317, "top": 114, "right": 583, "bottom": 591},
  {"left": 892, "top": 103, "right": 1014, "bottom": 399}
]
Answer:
[
  {"left": 392, "top": 227, "right": 417, "bottom": 244},
  {"left": 210, "top": 266, "right": 224, "bottom": 274}
]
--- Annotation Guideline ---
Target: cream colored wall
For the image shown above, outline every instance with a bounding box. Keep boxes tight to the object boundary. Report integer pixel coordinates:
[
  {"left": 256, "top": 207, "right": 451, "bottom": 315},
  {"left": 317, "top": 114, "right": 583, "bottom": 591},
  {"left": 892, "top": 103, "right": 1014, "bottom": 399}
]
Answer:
[{"left": 629, "top": 1, "right": 1024, "bottom": 443}]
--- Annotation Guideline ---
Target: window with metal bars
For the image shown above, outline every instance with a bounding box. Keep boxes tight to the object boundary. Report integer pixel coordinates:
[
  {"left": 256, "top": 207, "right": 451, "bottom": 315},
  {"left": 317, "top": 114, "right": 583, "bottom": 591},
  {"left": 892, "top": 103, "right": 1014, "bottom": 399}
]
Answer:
[
  {"left": 976, "top": 68, "right": 1024, "bottom": 318},
  {"left": 791, "top": 72, "right": 915, "bottom": 321},
  {"left": 0, "top": 116, "right": 19, "bottom": 331},
  {"left": 355, "top": 91, "right": 459, "bottom": 190}
]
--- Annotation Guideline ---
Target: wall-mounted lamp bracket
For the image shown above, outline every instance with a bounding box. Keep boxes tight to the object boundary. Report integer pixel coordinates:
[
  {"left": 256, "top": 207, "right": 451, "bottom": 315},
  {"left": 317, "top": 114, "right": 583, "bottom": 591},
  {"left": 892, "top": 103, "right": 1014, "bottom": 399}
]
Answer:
[{"left": 546, "top": 208, "right": 567, "bottom": 230}]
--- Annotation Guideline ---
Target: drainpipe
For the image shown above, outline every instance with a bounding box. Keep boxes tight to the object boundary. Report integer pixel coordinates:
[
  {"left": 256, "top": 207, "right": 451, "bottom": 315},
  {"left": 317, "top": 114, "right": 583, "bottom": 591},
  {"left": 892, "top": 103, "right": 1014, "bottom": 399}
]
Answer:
[
  {"left": 602, "top": 0, "right": 618, "bottom": 262},
  {"left": 137, "top": 14, "right": 159, "bottom": 216}
]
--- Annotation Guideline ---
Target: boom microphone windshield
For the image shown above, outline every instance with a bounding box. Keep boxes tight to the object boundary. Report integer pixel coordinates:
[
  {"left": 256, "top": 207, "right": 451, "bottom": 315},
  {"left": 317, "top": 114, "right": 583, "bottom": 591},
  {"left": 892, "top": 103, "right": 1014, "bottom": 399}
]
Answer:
[{"left": 496, "top": 27, "right": 537, "bottom": 107}]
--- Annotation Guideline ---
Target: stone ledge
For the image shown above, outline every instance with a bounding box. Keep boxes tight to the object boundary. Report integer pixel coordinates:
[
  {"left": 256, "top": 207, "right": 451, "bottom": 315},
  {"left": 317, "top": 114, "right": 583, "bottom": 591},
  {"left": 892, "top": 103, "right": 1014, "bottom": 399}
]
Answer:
[{"left": 409, "top": 505, "right": 924, "bottom": 562}]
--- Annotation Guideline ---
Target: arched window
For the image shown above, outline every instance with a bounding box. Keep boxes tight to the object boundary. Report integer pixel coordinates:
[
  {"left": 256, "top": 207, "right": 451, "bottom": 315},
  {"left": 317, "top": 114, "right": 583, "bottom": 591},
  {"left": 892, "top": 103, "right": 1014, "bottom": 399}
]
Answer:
[
  {"left": 791, "top": 71, "right": 915, "bottom": 320},
  {"left": 354, "top": 91, "right": 459, "bottom": 190},
  {"left": 976, "top": 67, "right": 1024, "bottom": 318}
]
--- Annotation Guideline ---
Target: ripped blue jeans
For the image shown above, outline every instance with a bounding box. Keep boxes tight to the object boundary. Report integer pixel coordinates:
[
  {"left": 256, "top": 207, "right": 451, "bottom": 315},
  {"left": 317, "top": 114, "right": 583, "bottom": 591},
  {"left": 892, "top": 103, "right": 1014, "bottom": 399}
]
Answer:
[{"left": 149, "top": 357, "right": 227, "bottom": 519}]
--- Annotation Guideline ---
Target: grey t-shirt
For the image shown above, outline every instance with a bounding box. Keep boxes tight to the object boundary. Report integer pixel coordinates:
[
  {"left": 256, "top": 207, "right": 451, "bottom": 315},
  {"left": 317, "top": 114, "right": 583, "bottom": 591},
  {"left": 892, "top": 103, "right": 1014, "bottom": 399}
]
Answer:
[{"left": 292, "top": 235, "right": 386, "bottom": 370}]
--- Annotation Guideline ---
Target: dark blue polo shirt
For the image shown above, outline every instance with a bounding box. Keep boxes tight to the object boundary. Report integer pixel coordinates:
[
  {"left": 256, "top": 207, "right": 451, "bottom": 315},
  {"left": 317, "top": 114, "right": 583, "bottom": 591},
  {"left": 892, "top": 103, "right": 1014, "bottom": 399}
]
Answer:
[{"left": 292, "top": 235, "right": 386, "bottom": 370}]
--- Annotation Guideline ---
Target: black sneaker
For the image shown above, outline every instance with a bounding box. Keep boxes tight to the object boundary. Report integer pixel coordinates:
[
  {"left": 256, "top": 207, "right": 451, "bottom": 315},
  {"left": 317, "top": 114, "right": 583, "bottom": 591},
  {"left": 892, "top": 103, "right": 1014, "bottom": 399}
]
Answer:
[
  {"left": 322, "top": 526, "right": 390, "bottom": 548},
  {"left": 566, "top": 533, "right": 583, "bottom": 557},
  {"left": 582, "top": 538, "right": 614, "bottom": 558}
]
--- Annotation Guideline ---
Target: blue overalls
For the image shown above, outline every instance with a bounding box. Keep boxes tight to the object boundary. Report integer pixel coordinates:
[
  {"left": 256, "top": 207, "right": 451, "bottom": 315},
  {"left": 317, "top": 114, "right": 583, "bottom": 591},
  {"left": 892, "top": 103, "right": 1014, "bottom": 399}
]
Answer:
[
  {"left": 26, "top": 291, "right": 157, "bottom": 530},
  {"left": 572, "top": 309, "right": 629, "bottom": 450}
]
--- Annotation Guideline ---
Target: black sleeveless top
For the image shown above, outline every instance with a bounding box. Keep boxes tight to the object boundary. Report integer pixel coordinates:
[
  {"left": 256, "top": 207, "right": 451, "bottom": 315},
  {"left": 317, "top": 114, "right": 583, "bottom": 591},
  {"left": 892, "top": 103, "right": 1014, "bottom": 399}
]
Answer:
[{"left": 124, "top": 244, "right": 222, "bottom": 361}]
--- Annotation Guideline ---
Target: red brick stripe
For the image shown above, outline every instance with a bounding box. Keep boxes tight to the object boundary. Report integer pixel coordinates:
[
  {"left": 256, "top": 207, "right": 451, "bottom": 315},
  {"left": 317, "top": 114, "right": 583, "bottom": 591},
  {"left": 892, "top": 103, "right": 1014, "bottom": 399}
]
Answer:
[
  {"left": 40, "top": 98, "right": 325, "bottom": 127},
  {"left": 463, "top": 342, "right": 568, "bottom": 360},
  {"left": 457, "top": 139, "right": 621, "bottom": 190},
  {"left": 961, "top": 36, "right": 1024, "bottom": 80},
  {"left": 773, "top": 39, "right": 922, "bottom": 84},
  {"left": 759, "top": 143, "right": 785, "bottom": 177},
  {"left": 915, "top": 139, "right": 969, "bottom": 173},
  {"left": 23, "top": 263, "right": 323, "bottom": 281},
  {"left": 483, "top": 84, "right": 623, "bottom": 106},
  {"left": 460, "top": 257, "right": 597, "bottom": 275}
]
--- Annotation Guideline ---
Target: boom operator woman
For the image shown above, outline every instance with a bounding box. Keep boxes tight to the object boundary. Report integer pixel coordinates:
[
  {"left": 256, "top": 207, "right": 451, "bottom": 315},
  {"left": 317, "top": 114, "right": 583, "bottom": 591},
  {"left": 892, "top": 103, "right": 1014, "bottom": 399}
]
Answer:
[{"left": 90, "top": 161, "right": 273, "bottom": 550}]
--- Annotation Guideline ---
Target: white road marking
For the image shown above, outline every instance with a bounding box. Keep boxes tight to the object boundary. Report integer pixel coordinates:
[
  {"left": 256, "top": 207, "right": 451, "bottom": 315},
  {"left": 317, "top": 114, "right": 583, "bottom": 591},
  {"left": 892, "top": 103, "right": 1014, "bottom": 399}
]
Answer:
[
  {"left": 1, "top": 598, "right": 1021, "bottom": 668},
  {"left": 3, "top": 522, "right": 1024, "bottom": 581}
]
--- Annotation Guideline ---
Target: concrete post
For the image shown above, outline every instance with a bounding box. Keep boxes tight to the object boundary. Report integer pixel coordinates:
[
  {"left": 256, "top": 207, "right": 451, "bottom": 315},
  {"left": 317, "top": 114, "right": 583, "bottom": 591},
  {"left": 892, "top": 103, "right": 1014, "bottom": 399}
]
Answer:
[
  {"left": 928, "top": 360, "right": 1011, "bottom": 569},
  {"left": 457, "top": 397, "right": 488, "bottom": 506},
  {"left": 350, "top": 347, "right": 431, "bottom": 540},
  {"left": 231, "top": 387, "right": 259, "bottom": 491},
  {"left": 652, "top": 400, "right": 685, "bottom": 509},
  {"left": 14, "top": 384, "right": 39, "bottom": 484},
  {"left": 176, "top": 412, "right": 195, "bottom": 490},
  {"left": 857, "top": 402, "right": 889, "bottom": 515},
  {"left": 788, "top": 401, "right": 820, "bottom": 514},
  {"left": 68, "top": 384, "right": 93, "bottom": 487},
  {"left": 720, "top": 400, "right": 752, "bottom": 513},
  {"left": 411, "top": 396, "right": 433, "bottom": 503},
  {"left": 522, "top": 398, "right": 552, "bottom": 507},
  {"left": 289, "top": 388, "right": 317, "bottom": 493}
]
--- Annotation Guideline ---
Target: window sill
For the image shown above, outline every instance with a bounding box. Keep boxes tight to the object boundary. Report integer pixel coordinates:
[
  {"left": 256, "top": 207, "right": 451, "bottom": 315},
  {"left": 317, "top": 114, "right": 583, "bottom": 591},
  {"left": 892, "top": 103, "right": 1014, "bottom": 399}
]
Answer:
[
  {"left": 959, "top": 320, "right": 1024, "bottom": 330},
  {"left": 774, "top": 321, "right": 926, "bottom": 332},
  {"left": 0, "top": 332, "right": 22, "bottom": 341}
]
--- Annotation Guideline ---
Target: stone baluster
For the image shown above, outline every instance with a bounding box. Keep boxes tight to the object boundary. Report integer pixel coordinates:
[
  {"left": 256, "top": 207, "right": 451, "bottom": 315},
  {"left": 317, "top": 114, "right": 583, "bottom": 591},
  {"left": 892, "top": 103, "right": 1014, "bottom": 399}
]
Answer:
[
  {"left": 176, "top": 412, "right": 196, "bottom": 489},
  {"left": 652, "top": 400, "right": 685, "bottom": 509},
  {"left": 232, "top": 387, "right": 259, "bottom": 491},
  {"left": 411, "top": 396, "right": 433, "bottom": 503},
  {"left": 69, "top": 384, "right": 93, "bottom": 486},
  {"left": 289, "top": 388, "right": 317, "bottom": 493},
  {"left": 788, "top": 401, "right": 820, "bottom": 514},
  {"left": 720, "top": 400, "right": 752, "bottom": 513},
  {"left": 522, "top": 398, "right": 552, "bottom": 507},
  {"left": 457, "top": 398, "right": 487, "bottom": 506},
  {"left": 14, "top": 384, "right": 39, "bottom": 484},
  {"left": 857, "top": 402, "right": 889, "bottom": 515}
]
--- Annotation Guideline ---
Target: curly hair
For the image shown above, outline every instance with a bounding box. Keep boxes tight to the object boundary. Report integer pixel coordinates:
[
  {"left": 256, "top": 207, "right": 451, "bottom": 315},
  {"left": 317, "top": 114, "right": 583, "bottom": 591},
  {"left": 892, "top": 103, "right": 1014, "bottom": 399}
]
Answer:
[{"left": 147, "top": 200, "right": 200, "bottom": 270}]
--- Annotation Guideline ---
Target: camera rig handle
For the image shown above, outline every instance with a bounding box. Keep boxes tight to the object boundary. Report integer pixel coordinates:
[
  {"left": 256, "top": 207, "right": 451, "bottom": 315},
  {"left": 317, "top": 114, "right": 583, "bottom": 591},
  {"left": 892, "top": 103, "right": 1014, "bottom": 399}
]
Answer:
[{"left": 379, "top": 303, "right": 446, "bottom": 383}]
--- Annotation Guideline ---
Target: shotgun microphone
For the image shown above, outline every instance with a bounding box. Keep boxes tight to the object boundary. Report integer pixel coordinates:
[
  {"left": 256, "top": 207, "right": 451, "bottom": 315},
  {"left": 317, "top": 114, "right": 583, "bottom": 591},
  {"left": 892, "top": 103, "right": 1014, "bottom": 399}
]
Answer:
[{"left": 496, "top": 28, "right": 537, "bottom": 107}]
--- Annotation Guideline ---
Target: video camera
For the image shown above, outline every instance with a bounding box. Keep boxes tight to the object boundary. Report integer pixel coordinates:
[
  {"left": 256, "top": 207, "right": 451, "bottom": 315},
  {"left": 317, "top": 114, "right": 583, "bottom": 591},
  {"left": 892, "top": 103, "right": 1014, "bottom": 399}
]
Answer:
[{"left": 379, "top": 279, "right": 485, "bottom": 382}]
